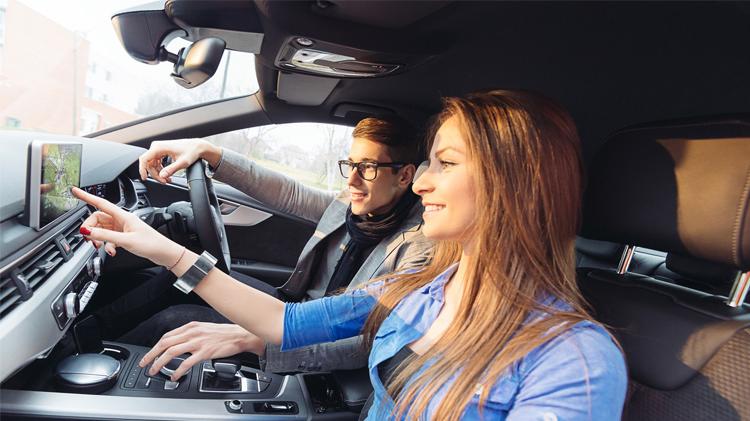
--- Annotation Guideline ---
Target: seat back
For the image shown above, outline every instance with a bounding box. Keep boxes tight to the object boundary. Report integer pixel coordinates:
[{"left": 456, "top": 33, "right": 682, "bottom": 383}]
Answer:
[{"left": 579, "top": 116, "right": 750, "bottom": 420}]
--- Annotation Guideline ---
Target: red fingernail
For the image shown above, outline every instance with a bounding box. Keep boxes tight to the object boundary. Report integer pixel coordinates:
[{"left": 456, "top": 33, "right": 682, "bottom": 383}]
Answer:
[{"left": 80, "top": 226, "right": 91, "bottom": 236}]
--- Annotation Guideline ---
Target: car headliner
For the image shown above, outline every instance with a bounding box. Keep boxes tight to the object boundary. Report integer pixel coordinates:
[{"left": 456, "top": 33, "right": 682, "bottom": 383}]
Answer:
[{"left": 102, "top": 1, "right": 750, "bottom": 165}]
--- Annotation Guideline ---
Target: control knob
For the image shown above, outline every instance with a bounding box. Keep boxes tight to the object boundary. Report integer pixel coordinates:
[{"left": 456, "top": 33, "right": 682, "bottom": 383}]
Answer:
[
  {"left": 64, "top": 292, "right": 80, "bottom": 318},
  {"left": 92, "top": 257, "right": 102, "bottom": 277}
]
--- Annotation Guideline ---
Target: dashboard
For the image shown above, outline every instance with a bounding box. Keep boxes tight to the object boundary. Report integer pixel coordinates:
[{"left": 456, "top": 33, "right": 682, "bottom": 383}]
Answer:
[
  {"left": 0, "top": 131, "right": 145, "bottom": 383},
  {"left": 83, "top": 175, "right": 149, "bottom": 212},
  {"left": 84, "top": 179, "right": 125, "bottom": 206}
]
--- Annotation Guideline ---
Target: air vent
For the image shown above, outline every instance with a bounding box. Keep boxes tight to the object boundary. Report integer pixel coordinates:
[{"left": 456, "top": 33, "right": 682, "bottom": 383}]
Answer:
[
  {"left": 0, "top": 216, "right": 87, "bottom": 319},
  {"left": 136, "top": 191, "right": 151, "bottom": 209}
]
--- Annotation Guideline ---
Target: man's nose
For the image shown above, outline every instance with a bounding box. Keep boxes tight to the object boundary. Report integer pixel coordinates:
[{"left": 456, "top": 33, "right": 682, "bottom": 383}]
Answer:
[{"left": 347, "top": 167, "right": 362, "bottom": 186}]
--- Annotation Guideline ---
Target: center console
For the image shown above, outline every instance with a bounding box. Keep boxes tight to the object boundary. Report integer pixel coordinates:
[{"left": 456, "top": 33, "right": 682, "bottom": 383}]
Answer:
[
  {"left": 1, "top": 338, "right": 316, "bottom": 420},
  {"left": 2, "top": 335, "right": 367, "bottom": 421},
  {"left": 0, "top": 213, "right": 367, "bottom": 420}
]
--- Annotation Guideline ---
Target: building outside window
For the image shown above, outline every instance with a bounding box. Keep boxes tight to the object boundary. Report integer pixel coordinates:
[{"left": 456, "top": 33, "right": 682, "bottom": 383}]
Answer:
[
  {"left": 79, "top": 108, "right": 100, "bottom": 135},
  {"left": 5, "top": 116, "right": 21, "bottom": 128},
  {"left": 0, "top": 5, "right": 6, "bottom": 47}
]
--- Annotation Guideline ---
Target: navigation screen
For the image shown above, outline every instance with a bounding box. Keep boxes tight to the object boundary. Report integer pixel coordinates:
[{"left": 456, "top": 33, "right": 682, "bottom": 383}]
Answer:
[{"left": 39, "top": 143, "right": 82, "bottom": 227}]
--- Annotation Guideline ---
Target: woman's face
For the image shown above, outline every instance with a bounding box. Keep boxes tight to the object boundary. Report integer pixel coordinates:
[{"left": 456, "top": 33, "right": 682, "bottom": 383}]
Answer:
[{"left": 412, "top": 115, "right": 477, "bottom": 245}]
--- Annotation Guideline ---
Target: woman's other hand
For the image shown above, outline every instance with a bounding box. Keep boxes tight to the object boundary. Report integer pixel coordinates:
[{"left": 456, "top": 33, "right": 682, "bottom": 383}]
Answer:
[
  {"left": 71, "top": 187, "right": 182, "bottom": 267},
  {"left": 138, "top": 139, "right": 222, "bottom": 184},
  {"left": 140, "top": 322, "right": 265, "bottom": 382}
]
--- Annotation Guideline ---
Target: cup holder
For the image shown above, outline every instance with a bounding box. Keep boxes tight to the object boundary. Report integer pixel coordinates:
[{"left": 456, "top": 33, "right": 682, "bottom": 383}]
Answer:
[
  {"left": 55, "top": 353, "right": 122, "bottom": 394},
  {"left": 99, "top": 345, "right": 130, "bottom": 362},
  {"left": 54, "top": 345, "right": 131, "bottom": 394}
]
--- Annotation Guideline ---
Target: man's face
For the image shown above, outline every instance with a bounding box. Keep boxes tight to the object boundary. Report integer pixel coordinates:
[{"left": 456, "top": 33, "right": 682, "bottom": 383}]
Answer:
[{"left": 346, "top": 137, "right": 411, "bottom": 216}]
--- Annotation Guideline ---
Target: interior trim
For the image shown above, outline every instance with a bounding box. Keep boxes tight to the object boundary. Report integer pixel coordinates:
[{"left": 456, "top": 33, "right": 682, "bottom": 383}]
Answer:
[
  {"left": 0, "top": 210, "right": 86, "bottom": 275},
  {"left": 0, "top": 387, "right": 307, "bottom": 420},
  {"left": 220, "top": 200, "right": 272, "bottom": 227},
  {"left": 93, "top": 95, "right": 269, "bottom": 145}
]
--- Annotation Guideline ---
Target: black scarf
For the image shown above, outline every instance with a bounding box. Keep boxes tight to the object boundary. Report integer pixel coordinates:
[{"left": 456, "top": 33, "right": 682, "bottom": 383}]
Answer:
[{"left": 325, "top": 190, "right": 420, "bottom": 295}]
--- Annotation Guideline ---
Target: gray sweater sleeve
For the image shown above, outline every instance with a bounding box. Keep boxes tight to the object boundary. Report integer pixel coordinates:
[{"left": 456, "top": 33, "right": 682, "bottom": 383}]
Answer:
[
  {"left": 263, "top": 336, "right": 368, "bottom": 373},
  {"left": 263, "top": 230, "right": 434, "bottom": 373},
  {"left": 212, "top": 148, "right": 337, "bottom": 223}
]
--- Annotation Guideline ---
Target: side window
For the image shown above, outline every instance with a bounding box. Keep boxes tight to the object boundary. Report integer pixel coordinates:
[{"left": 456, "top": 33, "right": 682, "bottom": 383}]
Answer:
[{"left": 203, "top": 123, "right": 353, "bottom": 192}]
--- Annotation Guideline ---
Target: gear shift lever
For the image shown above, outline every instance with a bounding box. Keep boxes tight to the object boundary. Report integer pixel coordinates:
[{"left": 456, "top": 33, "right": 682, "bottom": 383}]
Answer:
[{"left": 212, "top": 358, "right": 240, "bottom": 381}]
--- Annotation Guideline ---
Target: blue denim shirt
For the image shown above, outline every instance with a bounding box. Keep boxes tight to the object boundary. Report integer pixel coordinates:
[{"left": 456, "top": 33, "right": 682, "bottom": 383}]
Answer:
[{"left": 283, "top": 264, "right": 627, "bottom": 420}]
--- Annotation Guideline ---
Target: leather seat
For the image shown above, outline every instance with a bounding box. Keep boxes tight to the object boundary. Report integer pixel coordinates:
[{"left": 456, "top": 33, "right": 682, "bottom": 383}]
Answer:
[
  {"left": 652, "top": 253, "right": 738, "bottom": 296},
  {"left": 578, "top": 116, "right": 750, "bottom": 420},
  {"left": 575, "top": 237, "right": 625, "bottom": 270}
]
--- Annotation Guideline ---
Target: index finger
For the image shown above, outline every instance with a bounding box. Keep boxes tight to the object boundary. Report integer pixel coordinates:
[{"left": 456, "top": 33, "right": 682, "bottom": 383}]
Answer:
[
  {"left": 80, "top": 210, "right": 113, "bottom": 231},
  {"left": 140, "top": 340, "right": 169, "bottom": 368},
  {"left": 140, "top": 329, "right": 188, "bottom": 368},
  {"left": 171, "top": 353, "right": 202, "bottom": 381},
  {"left": 71, "top": 187, "right": 128, "bottom": 217},
  {"left": 138, "top": 142, "right": 172, "bottom": 181}
]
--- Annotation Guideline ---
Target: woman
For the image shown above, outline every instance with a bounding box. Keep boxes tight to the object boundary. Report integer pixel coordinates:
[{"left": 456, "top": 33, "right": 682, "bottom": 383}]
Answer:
[{"left": 73, "top": 90, "right": 627, "bottom": 420}]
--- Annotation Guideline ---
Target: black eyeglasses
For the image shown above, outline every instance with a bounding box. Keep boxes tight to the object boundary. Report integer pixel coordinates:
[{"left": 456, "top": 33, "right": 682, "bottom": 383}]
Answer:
[{"left": 337, "top": 160, "right": 408, "bottom": 181}]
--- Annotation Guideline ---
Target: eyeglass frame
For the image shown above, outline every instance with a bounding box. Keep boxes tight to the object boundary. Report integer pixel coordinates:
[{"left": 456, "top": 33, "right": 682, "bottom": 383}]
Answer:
[{"left": 337, "top": 159, "right": 412, "bottom": 181}]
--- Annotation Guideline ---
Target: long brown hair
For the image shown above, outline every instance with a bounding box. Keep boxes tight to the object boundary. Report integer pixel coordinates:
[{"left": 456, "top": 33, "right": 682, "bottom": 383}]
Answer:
[{"left": 362, "top": 90, "right": 595, "bottom": 419}]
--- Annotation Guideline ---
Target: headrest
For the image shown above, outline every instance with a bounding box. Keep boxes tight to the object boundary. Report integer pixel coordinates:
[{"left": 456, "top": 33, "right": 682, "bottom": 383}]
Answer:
[
  {"left": 666, "top": 253, "right": 737, "bottom": 285},
  {"left": 575, "top": 237, "right": 624, "bottom": 262},
  {"left": 582, "top": 116, "right": 750, "bottom": 271}
]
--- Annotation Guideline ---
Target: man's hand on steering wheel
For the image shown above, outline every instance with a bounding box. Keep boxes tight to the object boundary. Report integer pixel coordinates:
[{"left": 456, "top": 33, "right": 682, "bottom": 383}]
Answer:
[
  {"left": 137, "top": 139, "right": 231, "bottom": 273},
  {"left": 138, "top": 139, "right": 222, "bottom": 184}
]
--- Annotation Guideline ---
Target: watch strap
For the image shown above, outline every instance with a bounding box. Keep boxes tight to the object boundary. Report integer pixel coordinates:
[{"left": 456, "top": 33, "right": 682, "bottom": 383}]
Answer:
[{"left": 173, "top": 251, "right": 218, "bottom": 294}]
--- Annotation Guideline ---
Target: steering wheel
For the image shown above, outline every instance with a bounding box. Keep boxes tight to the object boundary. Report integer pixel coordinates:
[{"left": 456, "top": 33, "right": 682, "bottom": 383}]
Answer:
[{"left": 185, "top": 160, "right": 231, "bottom": 273}]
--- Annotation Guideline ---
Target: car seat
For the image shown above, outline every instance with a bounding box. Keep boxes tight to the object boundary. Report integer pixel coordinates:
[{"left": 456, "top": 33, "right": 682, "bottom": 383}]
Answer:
[{"left": 578, "top": 116, "right": 750, "bottom": 420}]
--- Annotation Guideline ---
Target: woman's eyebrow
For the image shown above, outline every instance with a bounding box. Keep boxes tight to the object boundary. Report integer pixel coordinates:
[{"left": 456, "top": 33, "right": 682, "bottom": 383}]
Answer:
[{"left": 435, "top": 145, "right": 464, "bottom": 156}]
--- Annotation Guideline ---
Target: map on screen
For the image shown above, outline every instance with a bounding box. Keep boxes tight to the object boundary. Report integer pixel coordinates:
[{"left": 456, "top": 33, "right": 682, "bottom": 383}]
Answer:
[{"left": 40, "top": 143, "right": 82, "bottom": 227}]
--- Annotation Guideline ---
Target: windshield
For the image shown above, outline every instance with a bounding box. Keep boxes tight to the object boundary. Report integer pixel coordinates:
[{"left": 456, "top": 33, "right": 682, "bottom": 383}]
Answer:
[{"left": 0, "top": 0, "right": 259, "bottom": 136}]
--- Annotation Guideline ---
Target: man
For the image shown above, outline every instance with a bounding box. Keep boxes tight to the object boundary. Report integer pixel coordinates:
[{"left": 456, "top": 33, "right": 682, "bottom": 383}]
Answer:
[{"left": 105, "top": 116, "right": 432, "bottom": 375}]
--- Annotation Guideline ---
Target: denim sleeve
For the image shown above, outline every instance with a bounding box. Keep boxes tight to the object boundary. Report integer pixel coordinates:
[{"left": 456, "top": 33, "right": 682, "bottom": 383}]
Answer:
[
  {"left": 281, "top": 291, "right": 378, "bottom": 351},
  {"left": 505, "top": 324, "right": 628, "bottom": 421}
]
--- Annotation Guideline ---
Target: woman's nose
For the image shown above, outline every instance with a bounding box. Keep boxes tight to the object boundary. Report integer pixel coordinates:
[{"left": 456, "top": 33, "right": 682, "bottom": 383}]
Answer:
[{"left": 412, "top": 163, "right": 433, "bottom": 195}]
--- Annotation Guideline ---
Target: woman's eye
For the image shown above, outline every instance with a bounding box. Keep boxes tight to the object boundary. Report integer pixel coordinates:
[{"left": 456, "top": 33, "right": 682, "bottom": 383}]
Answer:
[{"left": 439, "top": 160, "right": 456, "bottom": 169}]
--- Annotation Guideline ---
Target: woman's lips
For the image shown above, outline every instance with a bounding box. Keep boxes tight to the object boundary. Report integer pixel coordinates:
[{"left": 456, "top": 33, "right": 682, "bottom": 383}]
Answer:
[{"left": 423, "top": 204, "right": 445, "bottom": 216}]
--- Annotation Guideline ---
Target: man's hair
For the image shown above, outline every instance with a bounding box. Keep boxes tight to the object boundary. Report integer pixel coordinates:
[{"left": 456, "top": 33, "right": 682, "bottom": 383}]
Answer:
[{"left": 352, "top": 116, "right": 422, "bottom": 164}]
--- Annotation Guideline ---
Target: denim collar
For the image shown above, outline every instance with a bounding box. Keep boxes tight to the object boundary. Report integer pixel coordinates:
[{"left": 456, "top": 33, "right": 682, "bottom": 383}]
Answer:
[{"left": 418, "top": 262, "right": 459, "bottom": 303}]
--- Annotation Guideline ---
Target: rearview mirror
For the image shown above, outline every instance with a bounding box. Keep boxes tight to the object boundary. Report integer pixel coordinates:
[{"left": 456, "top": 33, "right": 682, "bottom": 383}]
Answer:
[{"left": 167, "top": 37, "right": 226, "bottom": 89}]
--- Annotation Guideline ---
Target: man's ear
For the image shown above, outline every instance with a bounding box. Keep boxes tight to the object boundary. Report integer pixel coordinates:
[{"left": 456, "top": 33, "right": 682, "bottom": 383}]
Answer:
[{"left": 399, "top": 164, "right": 416, "bottom": 187}]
